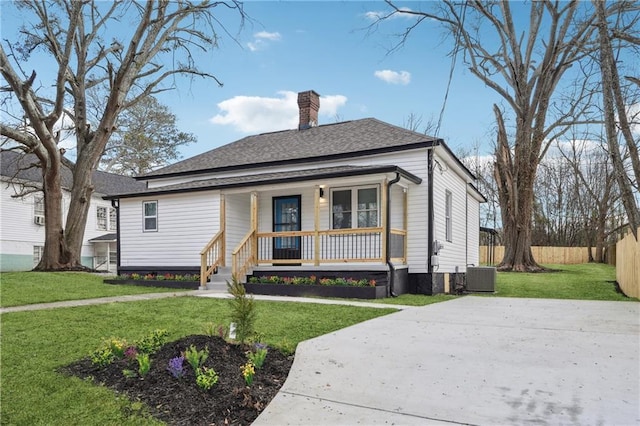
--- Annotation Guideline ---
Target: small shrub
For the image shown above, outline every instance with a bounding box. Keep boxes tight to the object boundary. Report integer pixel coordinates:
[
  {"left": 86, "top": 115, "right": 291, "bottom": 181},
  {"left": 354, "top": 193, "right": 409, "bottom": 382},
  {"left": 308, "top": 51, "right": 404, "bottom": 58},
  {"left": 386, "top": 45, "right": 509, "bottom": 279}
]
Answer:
[
  {"left": 136, "top": 329, "right": 168, "bottom": 354},
  {"left": 136, "top": 353, "right": 151, "bottom": 377},
  {"left": 184, "top": 345, "right": 209, "bottom": 371},
  {"left": 90, "top": 346, "right": 115, "bottom": 367},
  {"left": 195, "top": 367, "right": 219, "bottom": 390},
  {"left": 227, "top": 276, "right": 256, "bottom": 344}
]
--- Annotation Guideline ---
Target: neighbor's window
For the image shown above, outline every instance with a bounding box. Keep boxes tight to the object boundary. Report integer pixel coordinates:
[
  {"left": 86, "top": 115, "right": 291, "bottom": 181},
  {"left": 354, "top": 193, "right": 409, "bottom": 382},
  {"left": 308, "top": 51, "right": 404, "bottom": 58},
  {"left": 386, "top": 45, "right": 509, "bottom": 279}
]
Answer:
[
  {"left": 109, "top": 207, "right": 117, "bottom": 231},
  {"left": 97, "top": 206, "right": 108, "bottom": 230},
  {"left": 445, "top": 190, "right": 452, "bottom": 242},
  {"left": 34, "top": 196, "right": 45, "bottom": 221},
  {"left": 33, "top": 245, "right": 44, "bottom": 266},
  {"left": 331, "top": 186, "right": 379, "bottom": 229},
  {"left": 143, "top": 201, "right": 158, "bottom": 232}
]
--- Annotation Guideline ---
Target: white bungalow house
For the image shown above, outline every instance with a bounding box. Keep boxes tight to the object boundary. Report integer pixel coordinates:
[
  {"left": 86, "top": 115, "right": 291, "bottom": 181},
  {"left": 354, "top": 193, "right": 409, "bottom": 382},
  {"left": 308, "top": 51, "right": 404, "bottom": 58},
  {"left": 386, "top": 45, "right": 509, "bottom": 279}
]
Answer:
[
  {"left": 0, "top": 150, "right": 146, "bottom": 273},
  {"left": 106, "top": 91, "right": 485, "bottom": 294}
]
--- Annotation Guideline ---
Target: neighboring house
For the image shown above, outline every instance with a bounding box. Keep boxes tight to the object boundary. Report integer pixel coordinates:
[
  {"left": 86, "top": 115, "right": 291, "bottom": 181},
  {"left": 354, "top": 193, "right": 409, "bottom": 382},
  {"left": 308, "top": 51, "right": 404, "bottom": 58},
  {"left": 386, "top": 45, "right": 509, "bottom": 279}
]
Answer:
[
  {"left": 107, "top": 90, "right": 485, "bottom": 294},
  {"left": 0, "top": 150, "right": 146, "bottom": 273}
]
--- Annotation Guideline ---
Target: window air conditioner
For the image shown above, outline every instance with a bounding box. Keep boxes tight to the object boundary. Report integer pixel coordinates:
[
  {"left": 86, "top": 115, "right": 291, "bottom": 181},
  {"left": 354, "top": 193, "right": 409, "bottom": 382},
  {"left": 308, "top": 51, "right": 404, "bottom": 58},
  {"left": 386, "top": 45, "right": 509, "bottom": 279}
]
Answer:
[{"left": 34, "top": 216, "right": 45, "bottom": 226}]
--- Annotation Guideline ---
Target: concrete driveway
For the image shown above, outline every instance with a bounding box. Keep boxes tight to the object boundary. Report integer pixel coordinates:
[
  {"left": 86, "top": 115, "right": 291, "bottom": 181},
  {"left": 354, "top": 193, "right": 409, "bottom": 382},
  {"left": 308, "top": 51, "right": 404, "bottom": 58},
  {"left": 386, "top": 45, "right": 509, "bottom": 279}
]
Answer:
[{"left": 254, "top": 296, "right": 640, "bottom": 425}]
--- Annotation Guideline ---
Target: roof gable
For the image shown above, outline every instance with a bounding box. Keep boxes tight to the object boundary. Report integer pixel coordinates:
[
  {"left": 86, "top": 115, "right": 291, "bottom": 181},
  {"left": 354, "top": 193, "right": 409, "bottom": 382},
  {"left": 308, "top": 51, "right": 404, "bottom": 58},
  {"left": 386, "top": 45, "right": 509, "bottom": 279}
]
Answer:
[{"left": 141, "top": 118, "right": 438, "bottom": 179}]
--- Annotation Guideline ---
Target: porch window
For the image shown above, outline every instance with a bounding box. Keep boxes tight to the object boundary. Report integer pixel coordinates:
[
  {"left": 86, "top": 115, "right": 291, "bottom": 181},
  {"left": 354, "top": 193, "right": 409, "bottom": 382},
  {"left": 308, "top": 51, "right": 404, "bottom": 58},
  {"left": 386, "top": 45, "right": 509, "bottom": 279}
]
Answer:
[
  {"left": 109, "top": 207, "right": 117, "bottom": 231},
  {"left": 143, "top": 201, "right": 157, "bottom": 232},
  {"left": 445, "top": 190, "right": 452, "bottom": 242},
  {"left": 97, "top": 206, "right": 108, "bottom": 230},
  {"left": 331, "top": 186, "right": 379, "bottom": 229}
]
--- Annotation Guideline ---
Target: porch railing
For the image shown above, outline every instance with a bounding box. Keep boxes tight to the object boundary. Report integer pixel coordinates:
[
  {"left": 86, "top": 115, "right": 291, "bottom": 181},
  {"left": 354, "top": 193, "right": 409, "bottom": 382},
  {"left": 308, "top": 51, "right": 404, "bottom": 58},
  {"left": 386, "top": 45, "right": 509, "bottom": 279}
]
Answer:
[
  {"left": 200, "top": 230, "right": 225, "bottom": 287},
  {"left": 230, "top": 227, "right": 407, "bottom": 280},
  {"left": 232, "top": 229, "right": 256, "bottom": 281}
]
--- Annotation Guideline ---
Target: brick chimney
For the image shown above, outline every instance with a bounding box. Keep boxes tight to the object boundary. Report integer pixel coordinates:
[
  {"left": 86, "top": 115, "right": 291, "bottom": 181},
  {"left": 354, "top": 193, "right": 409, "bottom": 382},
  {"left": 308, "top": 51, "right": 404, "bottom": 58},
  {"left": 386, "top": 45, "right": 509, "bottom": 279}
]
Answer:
[{"left": 297, "top": 90, "right": 320, "bottom": 130}]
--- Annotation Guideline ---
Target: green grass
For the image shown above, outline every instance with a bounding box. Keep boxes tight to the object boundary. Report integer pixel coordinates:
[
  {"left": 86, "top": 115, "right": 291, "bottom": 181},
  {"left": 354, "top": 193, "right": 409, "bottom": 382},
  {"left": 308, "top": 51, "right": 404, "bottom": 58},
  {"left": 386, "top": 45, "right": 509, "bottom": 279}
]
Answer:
[
  {"left": 492, "top": 263, "right": 636, "bottom": 301},
  {"left": 0, "top": 272, "right": 189, "bottom": 307},
  {"left": 0, "top": 296, "right": 395, "bottom": 425}
]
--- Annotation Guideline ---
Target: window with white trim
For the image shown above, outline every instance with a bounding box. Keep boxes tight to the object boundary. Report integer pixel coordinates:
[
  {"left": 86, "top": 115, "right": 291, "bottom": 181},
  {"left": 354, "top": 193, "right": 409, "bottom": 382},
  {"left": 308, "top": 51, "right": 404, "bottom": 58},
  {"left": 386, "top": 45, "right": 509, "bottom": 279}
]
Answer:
[
  {"left": 97, "top": 206, "right": 108, "bottom": 230},
  {"left": 109, "top": 207, "right": 117, "bottom": 231},
  {"left": 33, "top": 245, "right": 44, "bottom": 266},
  {"left": 34, "top": 196, "right": 45, "bottom": 225},
  {"left": 143, "top": 201, "right": 158, "bottom": 231},
  {"left": 331, "top": 186, "right": 379, "bottom": 229},
  {"left": 445, "top": 190, "right": 452, "bottom": 242}
]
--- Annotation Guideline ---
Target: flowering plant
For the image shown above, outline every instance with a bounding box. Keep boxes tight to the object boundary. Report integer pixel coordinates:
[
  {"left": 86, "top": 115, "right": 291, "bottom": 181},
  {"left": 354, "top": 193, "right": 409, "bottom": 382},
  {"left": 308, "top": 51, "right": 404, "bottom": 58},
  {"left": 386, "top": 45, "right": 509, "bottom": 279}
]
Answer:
[
  {"left": 116, "top": 273, "right": 200, "bottom": 282},
  {"left": 167, "top": 356, "right": 185, "bottom": 378},
  {"left": 241, "top": 362, "right": 255, "bottom": 386},
  {"left": 248, "top": 275, "right": 375, "bottom": 287},
  {"left": 247, "top": 343, "right": 268, "bottom": 369}
]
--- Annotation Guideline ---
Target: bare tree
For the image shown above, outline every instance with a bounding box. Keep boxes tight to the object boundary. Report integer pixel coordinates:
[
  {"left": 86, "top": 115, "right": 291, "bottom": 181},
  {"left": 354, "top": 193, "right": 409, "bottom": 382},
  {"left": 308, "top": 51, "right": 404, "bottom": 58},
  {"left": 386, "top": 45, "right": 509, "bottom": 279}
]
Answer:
[
  {"left": 594, "top": 0, "right": 640, "bottom": 239},
  {"left": 381, "top": 1, "right": 635, "bottom": 271},
  {"left": 0, "top": 1, "right": 245, "bottom": 270}
]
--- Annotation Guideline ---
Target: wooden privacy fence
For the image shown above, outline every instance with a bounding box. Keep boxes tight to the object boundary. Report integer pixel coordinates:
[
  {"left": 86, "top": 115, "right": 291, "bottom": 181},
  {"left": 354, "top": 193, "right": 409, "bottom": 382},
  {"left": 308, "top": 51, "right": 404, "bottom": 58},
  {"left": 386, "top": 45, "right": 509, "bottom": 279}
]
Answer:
[
  {"left": 616, "top": 228, "right": 639, "bottom": 299},
  {"left": 480, "top": 246, "right": 594, "bottom": 265}
]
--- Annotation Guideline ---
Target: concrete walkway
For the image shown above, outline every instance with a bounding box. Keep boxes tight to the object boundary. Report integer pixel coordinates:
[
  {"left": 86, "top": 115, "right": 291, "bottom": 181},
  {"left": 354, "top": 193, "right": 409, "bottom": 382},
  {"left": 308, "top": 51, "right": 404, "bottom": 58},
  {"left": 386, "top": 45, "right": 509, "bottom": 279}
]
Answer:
[
  {"left": 254, "top": 296, "right": 640, "bottom": 425},
  {"left": 0, "top": 289, "right": 412, "bottom": 314}
]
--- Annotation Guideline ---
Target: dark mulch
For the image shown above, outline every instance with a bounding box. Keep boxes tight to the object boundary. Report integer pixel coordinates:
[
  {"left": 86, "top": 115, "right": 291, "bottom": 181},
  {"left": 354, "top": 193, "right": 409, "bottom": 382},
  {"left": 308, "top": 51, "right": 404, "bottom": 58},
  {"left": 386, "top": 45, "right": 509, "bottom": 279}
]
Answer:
[{"left": 60, "top": 335, "right": 293, "bottom": 425}]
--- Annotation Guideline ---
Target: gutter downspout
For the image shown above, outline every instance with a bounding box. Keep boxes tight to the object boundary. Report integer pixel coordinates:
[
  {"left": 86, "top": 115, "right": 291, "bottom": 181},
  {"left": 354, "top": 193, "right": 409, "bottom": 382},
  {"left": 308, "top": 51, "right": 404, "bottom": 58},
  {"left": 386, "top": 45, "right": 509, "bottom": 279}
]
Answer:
[
  {"left": 427, "top": 149, "right": 435, "bottom": 291},
  {"left": 386, "top": 172, "right": 401, "bottom": 297},
  {"left": 111, "top": 199, "right": 120, "bottom": 275}
]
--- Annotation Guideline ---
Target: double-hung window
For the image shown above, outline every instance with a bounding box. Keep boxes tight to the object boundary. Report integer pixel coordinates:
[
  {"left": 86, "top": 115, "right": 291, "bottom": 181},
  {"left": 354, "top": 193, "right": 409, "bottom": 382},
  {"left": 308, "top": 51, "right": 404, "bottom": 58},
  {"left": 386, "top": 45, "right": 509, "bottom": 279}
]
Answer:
[
  {"left": 109, "top": 207, "right": 117, "bottom": 231},
  {"left": 34, "top": 196, "right": 45, "bottom": 225},
  {"left": 445, "top": 190, "right": 453, "bottom": 242},
  {"left": 331, "top": 186, "right": 379, "bottom": 229},
  {"left": 96, "top": 206, "right": 108, "bottom": 230},
  {"left": 143, "top": 201, "right": 158, "bottom": 232}
]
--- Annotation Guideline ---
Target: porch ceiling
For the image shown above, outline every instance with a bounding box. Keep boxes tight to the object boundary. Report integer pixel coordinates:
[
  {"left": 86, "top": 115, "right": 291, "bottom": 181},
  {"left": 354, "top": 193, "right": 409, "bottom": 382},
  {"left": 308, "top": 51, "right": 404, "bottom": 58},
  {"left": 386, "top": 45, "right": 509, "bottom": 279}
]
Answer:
[{"left": 108, "top": 165, "right": 421, "bottom": 199}]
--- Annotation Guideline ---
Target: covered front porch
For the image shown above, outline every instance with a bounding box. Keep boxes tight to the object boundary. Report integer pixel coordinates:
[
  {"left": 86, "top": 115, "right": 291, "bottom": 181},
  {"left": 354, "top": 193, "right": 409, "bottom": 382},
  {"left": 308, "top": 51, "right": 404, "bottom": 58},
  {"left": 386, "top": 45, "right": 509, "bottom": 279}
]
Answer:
[{"left": 200, "top": 166, "right": 419, "bottom": 288}]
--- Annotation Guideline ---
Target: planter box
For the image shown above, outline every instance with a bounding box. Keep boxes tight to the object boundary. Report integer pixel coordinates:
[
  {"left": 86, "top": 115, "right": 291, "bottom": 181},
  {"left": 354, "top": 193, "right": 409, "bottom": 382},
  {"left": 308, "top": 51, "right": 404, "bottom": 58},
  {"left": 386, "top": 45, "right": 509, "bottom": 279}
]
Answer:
[
  {"left": 244, "top": 283, "right": 388, "bottom": 299},
  {"left": 104, "top": 279, "right": 199, "bottom": 290}
]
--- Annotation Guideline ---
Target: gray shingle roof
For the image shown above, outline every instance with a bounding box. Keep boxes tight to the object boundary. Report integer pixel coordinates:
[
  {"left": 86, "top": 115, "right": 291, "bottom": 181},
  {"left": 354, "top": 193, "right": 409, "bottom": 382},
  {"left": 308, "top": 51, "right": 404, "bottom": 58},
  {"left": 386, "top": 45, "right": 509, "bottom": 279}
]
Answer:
[
  {"left": 107, "top": 164, "right": 422, "bottom": 199},
  {"left": 89, "top": 233, "right": 117, "bottom": 242},
  {"left": 141, "top": 118, "right": 438, "bottom": 178},
  {"left": 0, "top": 150, "right": 146, "bottom": 196}
]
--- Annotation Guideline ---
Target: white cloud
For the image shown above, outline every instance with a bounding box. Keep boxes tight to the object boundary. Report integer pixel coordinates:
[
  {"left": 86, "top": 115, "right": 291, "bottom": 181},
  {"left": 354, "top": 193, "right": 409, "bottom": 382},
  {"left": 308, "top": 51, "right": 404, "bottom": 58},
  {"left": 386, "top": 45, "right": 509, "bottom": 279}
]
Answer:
[
  {"left": 364, "top": 7, "right": 415, "bottom": 21},
  {"left": 247, "top": 31, "right": 281, "bottom": 51},
  {"left": 629, "top": 103, "right": 640, "bottom": 136},
  {"left": 374, "top": 70, "right": 411, "bottom": 85},
  {"left": 210, "top": 91, "right": 348, "bottom": 133}
]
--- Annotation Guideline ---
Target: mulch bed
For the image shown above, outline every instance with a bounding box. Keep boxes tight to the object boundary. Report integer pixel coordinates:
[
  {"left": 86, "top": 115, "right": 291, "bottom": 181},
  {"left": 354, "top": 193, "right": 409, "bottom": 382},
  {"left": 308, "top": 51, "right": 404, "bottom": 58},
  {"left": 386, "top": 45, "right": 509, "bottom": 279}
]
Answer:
[{"left": 60, "top": 335, "right": 293, "bottom": 425}]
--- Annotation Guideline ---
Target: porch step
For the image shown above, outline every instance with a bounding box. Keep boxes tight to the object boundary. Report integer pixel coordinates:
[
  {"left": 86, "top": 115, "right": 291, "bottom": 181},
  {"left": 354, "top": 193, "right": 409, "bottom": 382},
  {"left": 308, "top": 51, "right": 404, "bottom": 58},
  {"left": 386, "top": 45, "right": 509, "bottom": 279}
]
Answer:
[{"left": 204, "top": 266, "right": 232, "bottom": 291}]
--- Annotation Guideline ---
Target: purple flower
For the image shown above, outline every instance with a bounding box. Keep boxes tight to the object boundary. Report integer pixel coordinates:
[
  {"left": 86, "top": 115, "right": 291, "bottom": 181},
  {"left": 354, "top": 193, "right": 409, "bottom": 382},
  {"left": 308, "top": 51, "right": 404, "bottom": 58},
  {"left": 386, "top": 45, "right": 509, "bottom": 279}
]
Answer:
[{"left": 167, "top": 355, "right": 185, "bottom": 378}]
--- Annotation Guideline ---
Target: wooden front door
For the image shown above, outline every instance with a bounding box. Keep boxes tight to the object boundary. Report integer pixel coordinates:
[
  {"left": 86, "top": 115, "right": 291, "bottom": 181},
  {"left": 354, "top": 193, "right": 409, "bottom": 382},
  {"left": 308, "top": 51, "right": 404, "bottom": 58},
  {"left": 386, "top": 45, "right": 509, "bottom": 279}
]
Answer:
[{"left": 273, "top": 195, "right": 301, "bottom": 261}]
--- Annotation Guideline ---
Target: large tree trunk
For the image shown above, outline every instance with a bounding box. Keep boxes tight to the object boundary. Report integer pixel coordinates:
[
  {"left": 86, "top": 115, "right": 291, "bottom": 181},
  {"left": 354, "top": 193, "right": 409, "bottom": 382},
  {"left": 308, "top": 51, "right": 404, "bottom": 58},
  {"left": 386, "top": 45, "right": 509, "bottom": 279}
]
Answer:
[
  {"left": 493, "top": 106, "right": 544, "bottom": 272},
  {"left": 35, "top": 156, "right": 74, "bottom": 270}
]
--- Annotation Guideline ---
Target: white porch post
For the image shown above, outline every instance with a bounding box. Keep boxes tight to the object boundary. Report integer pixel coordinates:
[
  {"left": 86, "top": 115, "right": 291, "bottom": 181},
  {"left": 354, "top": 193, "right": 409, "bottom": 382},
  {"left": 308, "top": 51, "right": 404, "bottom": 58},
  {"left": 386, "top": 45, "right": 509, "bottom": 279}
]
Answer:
[
  {"left": 314, "top": 186, "right": 320, "bottom": 266},
  {"left": 381, "top": 178, "right": 388, "bottom": 263}
]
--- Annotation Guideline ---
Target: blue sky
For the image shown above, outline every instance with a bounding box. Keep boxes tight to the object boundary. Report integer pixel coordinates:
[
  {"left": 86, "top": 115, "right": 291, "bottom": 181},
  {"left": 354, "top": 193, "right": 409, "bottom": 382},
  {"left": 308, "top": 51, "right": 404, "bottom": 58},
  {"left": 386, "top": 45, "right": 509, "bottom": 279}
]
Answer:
[{"left": 1, "top": 1, "right": 506, "bottom": 160}]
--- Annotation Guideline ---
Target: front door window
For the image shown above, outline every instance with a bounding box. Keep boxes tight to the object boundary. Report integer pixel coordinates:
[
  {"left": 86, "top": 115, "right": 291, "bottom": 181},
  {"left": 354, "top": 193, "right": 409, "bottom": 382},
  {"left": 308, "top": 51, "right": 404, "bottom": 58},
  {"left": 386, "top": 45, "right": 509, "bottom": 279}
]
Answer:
[{"left": 273, "top": 196, "right": 301, "bottom": 260}]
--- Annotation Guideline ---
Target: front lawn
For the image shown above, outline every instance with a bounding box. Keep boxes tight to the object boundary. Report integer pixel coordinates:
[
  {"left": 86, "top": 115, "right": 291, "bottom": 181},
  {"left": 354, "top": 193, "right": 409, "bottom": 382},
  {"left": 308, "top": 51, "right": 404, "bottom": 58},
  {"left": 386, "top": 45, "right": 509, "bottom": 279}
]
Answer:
[
  {"left": 493, "top": 263, "right": 635, "bottom": 301},
  {"left": 0, "top": 296, "right": 395, "bottom": 425},
  {"left": 0, "top": 272, "right": 188, "bottom": 307}
]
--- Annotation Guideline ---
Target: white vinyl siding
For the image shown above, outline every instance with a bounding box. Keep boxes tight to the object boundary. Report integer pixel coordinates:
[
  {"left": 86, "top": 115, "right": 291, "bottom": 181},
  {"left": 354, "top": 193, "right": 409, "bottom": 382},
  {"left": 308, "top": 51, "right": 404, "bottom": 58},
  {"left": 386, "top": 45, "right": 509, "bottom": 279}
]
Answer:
[
  {"left": 143, "top": 201, "right": 158, "bottom": 232},
  {"left": 445, "top": 190, "right": 452, "bottom": 242},
  {"left": 119, "top": 192, "right": 219, "bottom": 267}
]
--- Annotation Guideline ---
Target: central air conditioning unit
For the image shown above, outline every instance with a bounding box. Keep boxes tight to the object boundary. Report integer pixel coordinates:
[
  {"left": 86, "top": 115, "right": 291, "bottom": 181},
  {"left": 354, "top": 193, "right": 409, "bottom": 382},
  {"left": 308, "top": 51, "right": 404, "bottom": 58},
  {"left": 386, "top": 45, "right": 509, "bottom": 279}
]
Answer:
[
  {"left": 34, "top": 215, "right": 45, "bottom": 226},
  {"left": 466, "top": 266, "right": 496, "bottom": 292}
]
